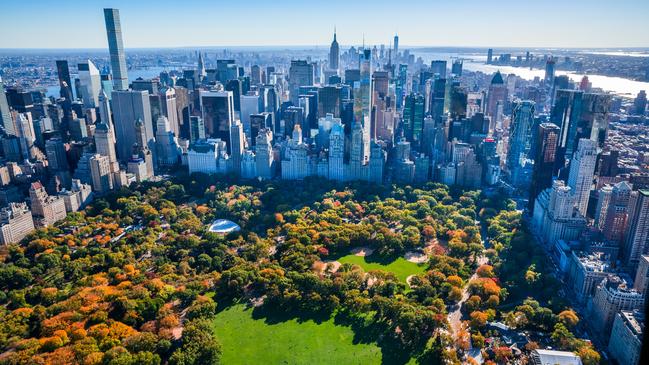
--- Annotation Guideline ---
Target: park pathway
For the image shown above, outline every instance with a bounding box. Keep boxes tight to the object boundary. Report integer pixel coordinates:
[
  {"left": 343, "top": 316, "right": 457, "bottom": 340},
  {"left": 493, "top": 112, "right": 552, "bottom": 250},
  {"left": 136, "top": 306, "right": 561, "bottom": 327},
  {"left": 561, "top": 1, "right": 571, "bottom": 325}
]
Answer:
[{"left": 448, "top": 255, "right": 488, "bottom": 340}]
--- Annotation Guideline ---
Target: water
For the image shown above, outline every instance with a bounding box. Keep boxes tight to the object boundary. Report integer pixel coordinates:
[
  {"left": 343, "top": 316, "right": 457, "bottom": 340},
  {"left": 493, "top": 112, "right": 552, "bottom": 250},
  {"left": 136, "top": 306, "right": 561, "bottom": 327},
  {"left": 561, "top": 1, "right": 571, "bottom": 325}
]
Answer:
[
  {"left": 463, "top": 61, "right": 647, "bottom": 98},
  {"left": 417, "top": 51, "right": 649, "bottom": 98},
  {"left": 44, "top": 54, "right": 649, "bottom": 99},
  {"left": 44, "top": 66, "right": 170, "bottom": 98}
]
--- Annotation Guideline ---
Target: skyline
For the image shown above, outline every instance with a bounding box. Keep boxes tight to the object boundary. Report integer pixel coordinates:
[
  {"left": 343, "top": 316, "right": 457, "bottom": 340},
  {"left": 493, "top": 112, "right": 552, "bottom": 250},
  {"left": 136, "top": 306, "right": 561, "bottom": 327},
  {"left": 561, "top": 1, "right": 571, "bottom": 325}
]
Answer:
[{"left": 1, "top": 0, "right": 649, "bottom": 49}]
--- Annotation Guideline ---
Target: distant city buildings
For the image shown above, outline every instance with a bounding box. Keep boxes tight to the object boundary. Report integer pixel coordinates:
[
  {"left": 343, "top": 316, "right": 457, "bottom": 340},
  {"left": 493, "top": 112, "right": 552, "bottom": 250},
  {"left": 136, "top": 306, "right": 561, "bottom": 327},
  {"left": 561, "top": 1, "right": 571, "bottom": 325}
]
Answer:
[{"left": 0, "top": 10, "right": 646, "bottom": 359}]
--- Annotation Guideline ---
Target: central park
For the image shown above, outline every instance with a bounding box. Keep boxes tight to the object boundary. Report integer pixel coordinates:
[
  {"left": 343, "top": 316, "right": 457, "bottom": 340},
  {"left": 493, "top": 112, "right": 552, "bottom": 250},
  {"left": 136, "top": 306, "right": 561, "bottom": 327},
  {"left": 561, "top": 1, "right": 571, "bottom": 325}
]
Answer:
[{"left": 0, "top": 175, "right": 599, "bottom": 364}]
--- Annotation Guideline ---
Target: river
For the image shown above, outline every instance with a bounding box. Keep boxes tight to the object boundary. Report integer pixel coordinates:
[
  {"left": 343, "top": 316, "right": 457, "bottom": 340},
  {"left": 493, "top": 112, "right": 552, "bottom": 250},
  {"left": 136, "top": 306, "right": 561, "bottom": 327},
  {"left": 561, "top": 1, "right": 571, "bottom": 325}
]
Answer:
[
  {"left": 45, "top": 54, "right": 649, "bottom": 99},
  {"left": 416, "top": 51, "right": 648, "bottom": 98}
]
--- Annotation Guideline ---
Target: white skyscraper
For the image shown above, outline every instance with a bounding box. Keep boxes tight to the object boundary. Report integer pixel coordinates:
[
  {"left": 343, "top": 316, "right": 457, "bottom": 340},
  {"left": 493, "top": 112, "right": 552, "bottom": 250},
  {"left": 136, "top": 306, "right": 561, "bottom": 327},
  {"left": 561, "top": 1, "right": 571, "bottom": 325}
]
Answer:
[
  {"left": 98, "top": 90, "right": 116, "bottom": 143},
  {"left": 78, "top": 60, "right": 102, "bottom": 108},
  {"left": 90, "top": 154, "right": 113, "bottom": 194},
  {"left": 328, "top": 120, "right": 345, "bottom": 181},
  {"left": 155, "top": 116, "right": 180, "bottom": 166},
  {"left": 159, "top": 87, "right": 180, "bottom": 136},
  {"left": 255, "top": 128, "right": 274, "bottom": 179},
  {"left": 568, "top": 138, "right": 598, "bottom": 217}
]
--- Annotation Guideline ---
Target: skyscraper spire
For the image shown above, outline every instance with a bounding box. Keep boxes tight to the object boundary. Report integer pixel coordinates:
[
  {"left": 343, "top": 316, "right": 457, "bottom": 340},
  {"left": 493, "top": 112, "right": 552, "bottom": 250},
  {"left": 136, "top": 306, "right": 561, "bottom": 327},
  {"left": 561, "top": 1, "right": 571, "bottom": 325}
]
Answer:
[
  {"left": 197, "top": 51, "right": 206, "bottom": 78},
  {"left": 329, "top": 27, "right": 340, "bottom": 71}
]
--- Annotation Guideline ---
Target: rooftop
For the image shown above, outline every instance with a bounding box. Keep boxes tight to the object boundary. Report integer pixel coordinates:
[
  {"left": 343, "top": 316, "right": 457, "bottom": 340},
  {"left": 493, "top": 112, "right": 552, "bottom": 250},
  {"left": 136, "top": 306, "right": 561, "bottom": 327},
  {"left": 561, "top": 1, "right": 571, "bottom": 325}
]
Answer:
[
  {"left": 207, "top": 219, "right": 241, "bottom": 234},
  {"left": 531, "top": 349, "right": 583, "bottom": 365},
  {"left": 620, "top": 310, "right": 645, "bottom": 337}
]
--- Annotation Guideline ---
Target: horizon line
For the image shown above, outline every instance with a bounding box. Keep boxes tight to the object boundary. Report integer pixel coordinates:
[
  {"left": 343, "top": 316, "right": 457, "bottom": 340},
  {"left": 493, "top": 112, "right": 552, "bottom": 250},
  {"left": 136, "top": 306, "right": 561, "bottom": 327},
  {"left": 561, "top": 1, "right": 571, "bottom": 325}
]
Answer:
[{"left": 2, "top": 45, "right": 649, "bottom": 51}]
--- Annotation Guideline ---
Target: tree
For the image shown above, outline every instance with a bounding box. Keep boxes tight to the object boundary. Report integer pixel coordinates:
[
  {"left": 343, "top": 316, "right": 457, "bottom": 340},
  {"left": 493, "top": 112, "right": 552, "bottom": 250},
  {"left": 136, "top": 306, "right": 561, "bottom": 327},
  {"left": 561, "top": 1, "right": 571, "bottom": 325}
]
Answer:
[
  {"left": 169, "top": 319, "right": 221, "bottom": 365},
  {"left": 578, "top": 347, "right": 601, "bottom": 365},
  {"left": 471, "top": 332, "right": 485, "bottom": 348},
  {"left": 469, "top": 311, "right": 488, "bottom": 329},
  {"left": 558, "top": 309, "right": 579, "bottom": 328},
  {"left": 186, "top": 296, "right": 217, "bottom": 320},
  {"left": 448, "top": 287, "right": 463, "bottom": 303},
  {"left": 476, "top": 265, "right": 494, "bottom": 278},
  {"left": 551, "top": 323, "right": 575, "bottom": 350}
]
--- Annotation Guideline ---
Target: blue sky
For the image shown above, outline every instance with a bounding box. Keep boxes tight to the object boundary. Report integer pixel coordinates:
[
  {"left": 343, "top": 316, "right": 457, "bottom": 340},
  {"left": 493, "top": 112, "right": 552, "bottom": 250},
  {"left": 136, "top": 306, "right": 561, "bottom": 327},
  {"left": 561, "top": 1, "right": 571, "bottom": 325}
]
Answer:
[{"left": 1, "top": 0, "right": 648, "bottom": 48}]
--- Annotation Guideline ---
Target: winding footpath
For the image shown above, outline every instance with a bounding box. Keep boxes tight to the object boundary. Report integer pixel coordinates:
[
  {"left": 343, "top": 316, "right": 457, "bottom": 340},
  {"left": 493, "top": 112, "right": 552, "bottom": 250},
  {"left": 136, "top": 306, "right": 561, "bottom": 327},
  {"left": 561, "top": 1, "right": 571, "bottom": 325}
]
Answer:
[{"left": 448, "top": 255, "right": 489, "bottom": 340}]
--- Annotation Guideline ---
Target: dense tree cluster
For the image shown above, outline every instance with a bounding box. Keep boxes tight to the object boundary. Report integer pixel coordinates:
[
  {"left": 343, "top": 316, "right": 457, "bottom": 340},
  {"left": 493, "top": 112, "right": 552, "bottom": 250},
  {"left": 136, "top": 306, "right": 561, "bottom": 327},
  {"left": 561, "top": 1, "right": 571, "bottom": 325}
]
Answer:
[
  {"left": 462, "top": 198, "right": 600, "bottom": 364},
  {"left": 0, "top": 175, "right": 596, "bottom": 364}
]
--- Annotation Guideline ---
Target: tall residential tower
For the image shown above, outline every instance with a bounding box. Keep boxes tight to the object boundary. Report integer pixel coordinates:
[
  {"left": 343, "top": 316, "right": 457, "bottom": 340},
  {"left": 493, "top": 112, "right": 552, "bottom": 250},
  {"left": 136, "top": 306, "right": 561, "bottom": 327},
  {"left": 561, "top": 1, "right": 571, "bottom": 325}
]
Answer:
[{"left": 103, "top": 8, "right": 129, "bottom": 90}]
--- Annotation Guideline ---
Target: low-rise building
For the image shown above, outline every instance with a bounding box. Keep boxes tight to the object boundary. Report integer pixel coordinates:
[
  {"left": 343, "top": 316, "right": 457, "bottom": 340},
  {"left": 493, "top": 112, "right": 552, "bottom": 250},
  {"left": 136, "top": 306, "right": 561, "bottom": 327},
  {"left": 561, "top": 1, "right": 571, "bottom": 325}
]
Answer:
[{"left": 529, "top": 349, "right": 582, "bottom": 365}]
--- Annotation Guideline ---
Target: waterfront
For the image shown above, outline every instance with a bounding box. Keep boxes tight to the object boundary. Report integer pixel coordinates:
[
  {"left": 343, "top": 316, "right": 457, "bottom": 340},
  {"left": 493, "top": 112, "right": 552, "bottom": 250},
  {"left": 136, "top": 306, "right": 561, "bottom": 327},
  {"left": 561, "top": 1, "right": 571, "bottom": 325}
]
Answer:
[{"left": 417, "top": 50, "right": 649, "bottom": 98}]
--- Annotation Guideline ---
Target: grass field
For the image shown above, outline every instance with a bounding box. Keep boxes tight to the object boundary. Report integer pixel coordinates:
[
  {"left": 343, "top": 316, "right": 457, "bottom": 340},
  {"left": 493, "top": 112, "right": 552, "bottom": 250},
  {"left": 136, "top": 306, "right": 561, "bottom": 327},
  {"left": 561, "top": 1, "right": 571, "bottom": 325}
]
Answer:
[
  {"left": 212, "top": 305, "right": 383, "bottom": 365},
  {"left": 337, "top": 254, "right": 426, "bottom": 282}
]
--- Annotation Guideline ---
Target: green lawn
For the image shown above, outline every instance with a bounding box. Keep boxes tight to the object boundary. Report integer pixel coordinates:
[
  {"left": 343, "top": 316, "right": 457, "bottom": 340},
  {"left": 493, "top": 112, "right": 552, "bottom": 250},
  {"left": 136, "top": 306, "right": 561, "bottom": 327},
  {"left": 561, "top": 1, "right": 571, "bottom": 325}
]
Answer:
[
  {"left": 337, "top": 254, "right": 426, "bottom": 282},
  {"left": 212, "top": 305, "right": 383, "bottom": 365}
]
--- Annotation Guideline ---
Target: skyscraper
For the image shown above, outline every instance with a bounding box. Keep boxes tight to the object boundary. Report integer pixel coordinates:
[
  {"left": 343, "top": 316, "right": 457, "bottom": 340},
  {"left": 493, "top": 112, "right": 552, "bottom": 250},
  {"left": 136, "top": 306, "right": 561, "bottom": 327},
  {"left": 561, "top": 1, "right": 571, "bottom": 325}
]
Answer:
[
  {"left": 112, "top": 90, "right": 154, "bottom": 162},
  {"left": 624, "top": 190, "right": 649, "bottom": 269},
  {"left": 507, "top": 100, "right": 535, "bottom": 187},
  {"left": 155, "top": 116, "right": 180, "bottom": 166},
  {"left": 89, "top": 154, "right": 113, "bottom": 194},
  {"left": 289, "top": 60, "right": 314, "bottom": 104},
  {"left": 486, "top": 71, "right": 507, "bottom": 121},
  {"left": 451, "top": 60, "right": 463, "bottom": 77},
  {"left": 393, "top": 34, "right": 399, "bottom": 56},
  {"left": 255, "top": 128, "right": 274, "bottom": 179},
  {"left": 529, "top": 123, "right": 560, "bottom": 211},
  {"left": 318, "top": 85, "right": 342, "bottom": 118},
  {"left": 355, "top": 49, "right": 372, "bottom": 159},
  {"left": 328, "top": 29, "right": 339, "bottom": 71},
  {"left": 402, "top": 93, "right": 425, "bottom": 143},
  {"left": 328, "top": 119, "right": 345, "bottom": 181},
  {"left": 200, "top": 91, "right": 235, "bottom": 149},
  {"left": 159, "top": 87, "right": 180, "bottom": 136},
  {"left": 0, "top": 79, "right": 14, "bottom": 135},
  {"left": 634, "top": 90, "right": 647, "bottom": 115},
  {"left": 103, "top": 8, "right": 129, "bottom": 90},
  {"left": 545, "top": 56, "right": 556, "bottom": 86},
  {"left": 602, "top": 181, "right": 632, "bottom": 243},
  {"left": 56, "top": 60, "right": 73, "bottom": 99},
  {"left": 431, "top": 60, "right": 447, "bottom": 79},
  {"left": 197, "top": 52, "right": 207, "bottom": 79},
  {"left": 94, "top": 122, "right": 118, "bottom": 168},
  {"left": 78, "top": 60, "right": 101, "bottom": 108},
  {"left": 567, "top": 138, "right": 597, "bottom": 217},
  {"left": 45, "top": 137, "right": 68, "bottom": 171},
  {"left": 230, "top": 120, "right": 245, "bottom": 176},
  {"left": 187, "top": 116, "right": 204, "bottom": 143},
  {"left": 98, "top": 90, "right": 115, "bottom": 143}
]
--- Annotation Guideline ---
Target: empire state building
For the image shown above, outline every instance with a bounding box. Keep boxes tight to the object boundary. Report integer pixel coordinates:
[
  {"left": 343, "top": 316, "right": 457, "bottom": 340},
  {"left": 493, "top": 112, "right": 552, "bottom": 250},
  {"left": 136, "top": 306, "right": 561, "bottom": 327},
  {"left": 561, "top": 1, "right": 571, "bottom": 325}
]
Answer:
[{"left": 329, "top": 29, "right": 339, "bottom": 71}]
